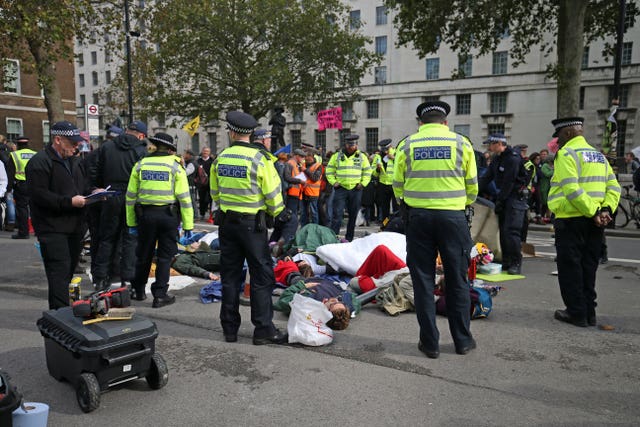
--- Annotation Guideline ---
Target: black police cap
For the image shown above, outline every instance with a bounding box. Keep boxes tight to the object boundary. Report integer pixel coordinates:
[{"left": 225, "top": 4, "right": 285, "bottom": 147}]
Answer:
[
  {"left": 551, "top": 117, "right": 584, "bottom": 137},
  {"left": 149, "top": 132, "right": 176, "bottom": 150},
  {"left": 416, "top": 100, "right": 451, "bottom": 120},
  {"left": 226, "top": 111, "right": 258, "bottom": 134}
]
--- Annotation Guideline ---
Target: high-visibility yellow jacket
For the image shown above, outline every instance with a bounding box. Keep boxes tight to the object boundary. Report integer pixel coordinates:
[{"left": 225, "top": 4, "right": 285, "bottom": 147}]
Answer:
[
  {"left": 210, "top": 142, "right": 284, "bottom": 218},
  {"left": 372, "top": 148, "right": 395, "bottom": 185},
  {"left": 326, "top": 150, "right": 372, "bottom": 190},
  {"left": 548, "top": 136, "right": 620, "bottom": 218},
  {"left": 125, "top": 153, "right": 194, "bottom": 229},
  {"left": 11, "top": 148, "right": 36, "bottom": 181},
  {"left": 393, "top": 123, "right": 478, "bottom": 210}
]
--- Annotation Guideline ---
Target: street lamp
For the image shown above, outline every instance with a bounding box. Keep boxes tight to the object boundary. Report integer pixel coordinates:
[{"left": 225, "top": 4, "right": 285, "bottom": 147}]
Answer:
[{"left": 124, "top": 0, "right": 137, "bottom": 125}]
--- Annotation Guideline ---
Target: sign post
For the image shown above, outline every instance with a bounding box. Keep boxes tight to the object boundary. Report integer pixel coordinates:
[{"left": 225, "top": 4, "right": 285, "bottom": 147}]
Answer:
[{"left": 85, "top": 104, "right": 100, "bottom": 137}]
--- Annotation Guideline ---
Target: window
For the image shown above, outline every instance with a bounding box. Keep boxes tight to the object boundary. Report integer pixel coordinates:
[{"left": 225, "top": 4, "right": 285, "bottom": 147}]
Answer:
[
  {"left": 456, "top": 94, "right": 471, "bottom": 115},
  {"left": 582, "top": 46, "right": 589, "bottom": 69},
  {"left": 292, "top": 108, "right": 303, "bottom": 122},
  {"left": 617, "top": 119, "right": 627, "bottom": 148},
  {"left": 339, "top": 129, "right": 351, "bottom": 145},
  {"left": 315, "top": 130, "right": 326, "bottom": 153},
  {"left": 376, "top": 6, "right": 387, "bottom": 25},
  {"left": 341, "top": 102, "right": 354, "bottom": 121},
  {"left": 365, "top": 128, "right": 378, "bottom": 154},
  {"left": 579, "top": 87, "right": 585, "bottom": 110},
  {"left": 487, "top": 124, "right": 505, "bottom": 137},
  {"left": 622, "top": 42, "right": 632, "bottom": 65},
  {"left": 79, "top": 94, "right": 86, "bottom": 106},
  {"left": 208, "top": 132, "right": 217, "bottom": 156},
  {"left": 92, "top": 71, "right": 98, "bottom": 86},
  {"left": 366, "top": 100, "right": 379, "bottom": 119},
  {"left": 91, "top": 51, "right": 97, "bottom": 65},
  {"left": 79, "top": 74, "right": 85, "bottom": 87},
  {"left": 489, "top": 92, "right": 508, "bottom": 113},
  {"left": 426, "top": 58, "right": 439, "bottom": 80},
  {"left": 290, "top": 129, "right": 302, "bottom": 147},
  {"left": 453, "top": 124, "right": 470, "bottom": 138},
  {"left": 138, "top": 0, "right": 145, "bottom": 7},
  {"left": 458, "top": 55, "right": 472, "bottom": 77},
  {"left": 375, "top": 36, "right": 387, "bottom": 55},
  {"left": 349, "top": 10, "right": 361, "bottom": 30},
  {"left": 609, "top": 85, "right": 630, "bottom": 108},
  {"left": 42, "top": 121, "right": 50, "bottom": 144},
  {"left": 191, "top": 133, "right": 200, "bottom": 154},
  {"left": 374, "top": 66, "right": 386, "bottom": 84},
  {"left": 500, "top": 27, "right": 510, "bottom": 39},
  {"left": 105, "top": 50, "right": 112, "bottom": 63},
  {"left": 105, "top": 70, "right": 111, "bottom": 84},
  {"left": 492, "top": 51, "right": 508, "bottom": 75},
  {"left": 6, "top": 118, "right": 22, "bottom": 142},
  {"left": 3, "top": 60, "right": 20, "bottom": 93},
  {"left": 77, "top": 53, "right": 84, "bottom": 67},
  {"left": 92, "top": 93, "right": 99, "bottom": 105},
  {"left": 422, "top": 95, "right": 440, "bottom": 102}
]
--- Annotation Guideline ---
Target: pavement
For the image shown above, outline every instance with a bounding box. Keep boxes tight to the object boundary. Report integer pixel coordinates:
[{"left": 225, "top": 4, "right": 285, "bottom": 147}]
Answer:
[{"left": 0, "top": 224, "right": 639, "bottom": 426}]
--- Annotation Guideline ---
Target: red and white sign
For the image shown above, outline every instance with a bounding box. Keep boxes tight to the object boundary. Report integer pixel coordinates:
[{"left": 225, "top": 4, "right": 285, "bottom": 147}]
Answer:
[{"left": 86, "top": 104, "right": 99, "bottom": 116}]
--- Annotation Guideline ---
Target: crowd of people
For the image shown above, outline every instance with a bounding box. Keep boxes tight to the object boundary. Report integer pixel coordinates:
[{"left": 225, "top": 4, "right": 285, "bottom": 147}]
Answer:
[{"left": 0, "top": 100, "right": 627, "bottom": 353}]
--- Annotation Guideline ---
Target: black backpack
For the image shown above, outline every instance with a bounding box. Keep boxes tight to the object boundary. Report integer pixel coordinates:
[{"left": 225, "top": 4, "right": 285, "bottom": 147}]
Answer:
[
  {"left": 0, "top": 369, "right": 22, "bottom": 426},
  {"left": 193, "top": 165, "right": 208, "bottom": 187}
]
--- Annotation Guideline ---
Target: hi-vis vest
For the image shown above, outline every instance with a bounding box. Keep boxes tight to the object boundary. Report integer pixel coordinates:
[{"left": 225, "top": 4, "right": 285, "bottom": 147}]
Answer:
[
  {"left": 326, "top": 150, "right": 372, "bottom": 190},
  {"left": 125, "top": 154, "right": 194, "bottom": 230},
  {"left": 210, "top": 142, "right": 284, "bottom": 218},
  {"left": 303, "top": 162, "right": 322, "bottom": 197},
  {"left": 372, "top": 148, "right": 395, "bottom": 185},
  {"left": 393, "top": 123, "right": 478, "bottom": 210},
  {"left": 286, "top": 158, "right": 303, "bottom": 199},
  {"left": 11, "top": 149, "right": 36, "bottom": 181},
  {"left": 548, "top": 136, "right": 621, "bottom": 219}
]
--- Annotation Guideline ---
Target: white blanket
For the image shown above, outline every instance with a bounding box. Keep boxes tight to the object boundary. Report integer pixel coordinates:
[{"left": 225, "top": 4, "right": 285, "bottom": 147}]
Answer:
[{"left": 316, "top": 232, "right": 407, "bottom": 276}]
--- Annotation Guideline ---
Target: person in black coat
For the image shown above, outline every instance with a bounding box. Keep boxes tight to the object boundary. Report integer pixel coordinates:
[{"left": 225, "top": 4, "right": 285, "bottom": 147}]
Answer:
[{"left": 26, "top": 121, "right": 92, "bottom": 309}]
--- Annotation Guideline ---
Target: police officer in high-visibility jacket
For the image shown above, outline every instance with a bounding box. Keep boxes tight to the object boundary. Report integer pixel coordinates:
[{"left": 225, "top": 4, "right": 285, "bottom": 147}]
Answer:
[
  {"left": 372, "top": 138, "right": 397, "bottom": 222},
  {"left": 9, "top": 136, "right": 36, "bottom": 239},
  {"left": 548, "top": 117, "right": 620, "bottom": 328},
  {"left": 211, "top": 111, "right": 287, "bottom": 345},
  {"left": 393, "top": 101, "right": 478, "bottom": 359},
  {"left": 126, "top": 132, "right": 194, "bottom": 308},
  {"left": 326, "top": 134, "right": 372, "bottom": 241}
]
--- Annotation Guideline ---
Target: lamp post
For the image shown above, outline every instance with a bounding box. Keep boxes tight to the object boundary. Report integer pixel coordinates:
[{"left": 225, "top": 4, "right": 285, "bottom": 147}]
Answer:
[
  {"left": 613, "top": 0, "right": 626, "bottom": 167},
  {"left": 124, "top": 0, "right": 134, "bottom": 124}
]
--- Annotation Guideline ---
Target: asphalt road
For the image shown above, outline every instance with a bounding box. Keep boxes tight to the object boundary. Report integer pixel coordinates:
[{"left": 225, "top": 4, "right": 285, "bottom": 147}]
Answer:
[{"left": 0, "top": 228, "right": 639, "bottom": 426}]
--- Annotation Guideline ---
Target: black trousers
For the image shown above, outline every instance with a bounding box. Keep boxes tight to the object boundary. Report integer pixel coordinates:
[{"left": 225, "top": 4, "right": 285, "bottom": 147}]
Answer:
[
  {"left": 197, "top": 185, "right": 211, "bottom": 217},
  {"left": 555, "top": 217, "right": 603, "bottom": 320},
  {"left": 13, "top": 181, "right": 29, "bottom": 236},
  {"left": 406, "top": 208, "right": 474, "bottom": 352},
  {"left": 376, "top": 183, "right": 397, "bottom": 221},
  {"left": 331, "top": 186, "right": 362, "bottom": 241},
  {"left": 132, "top": 207, "right": 179, "bottom": 298},
  {"left": 498, "top": 196, "right": 527, "bottom": 268},
  {"left": 93, "top": 195, "right": 137, "bottom": 282},
  {"left": 219, "top": 215, "right": 277, "bottom": 339},
  {"left": 38, "top": 232, "right": 83, "bottom": 309}
]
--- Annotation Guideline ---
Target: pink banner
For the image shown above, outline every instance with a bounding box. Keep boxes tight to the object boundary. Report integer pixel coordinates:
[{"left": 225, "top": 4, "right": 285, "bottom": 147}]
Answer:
[{"left": 317, "top": 107, "right": 343, "bottom": 131}]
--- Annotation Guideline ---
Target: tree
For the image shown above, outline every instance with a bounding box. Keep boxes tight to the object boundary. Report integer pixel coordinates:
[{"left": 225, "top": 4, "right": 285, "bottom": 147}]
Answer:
[
  {"left": 112, "top": 0, "right": 381, "bottom": 125},
  {"left": 0, "top": 0, "right": 122, "bottom": 123},
  {"left": 384, "top": 0, "right": 638, "bottom": 117}
]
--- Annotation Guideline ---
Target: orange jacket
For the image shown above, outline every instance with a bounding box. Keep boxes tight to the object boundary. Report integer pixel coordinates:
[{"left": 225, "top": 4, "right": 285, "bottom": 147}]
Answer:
[
  {"left": 286, "top": 158, "right": 302, "bottom": 198},
  {"left": 303, "top": 162, "right": 322, "bottom": 198}
]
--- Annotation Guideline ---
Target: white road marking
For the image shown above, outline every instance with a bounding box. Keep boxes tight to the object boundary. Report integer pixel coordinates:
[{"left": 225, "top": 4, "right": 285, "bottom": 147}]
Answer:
[{"left": 536, "top": 251, "right": 640, "bottom": 264}]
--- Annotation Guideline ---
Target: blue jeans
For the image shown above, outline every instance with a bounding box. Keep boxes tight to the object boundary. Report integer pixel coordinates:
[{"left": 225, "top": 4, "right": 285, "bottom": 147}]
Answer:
[
  {"left": 331, "top": 186, "right": 362, "bottom": 241},
  {"left": 5, "top": 191, "right": 15, "bottom": 223},
  {"left": 301, "top": 197, "right": 319, "bottom": 225}
]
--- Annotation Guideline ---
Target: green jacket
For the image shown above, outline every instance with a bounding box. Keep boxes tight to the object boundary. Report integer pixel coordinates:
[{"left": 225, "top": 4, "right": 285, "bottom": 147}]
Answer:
[
  {"left": 273, "top": 278, "right": 361, "bottom": 316},
  {"left": 172, "top": 243, "right": 221, "bottom": 278}
]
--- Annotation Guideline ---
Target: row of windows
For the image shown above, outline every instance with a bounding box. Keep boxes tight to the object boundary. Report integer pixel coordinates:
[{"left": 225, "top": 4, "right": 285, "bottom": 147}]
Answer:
[
  {"left": 78, "top": 70, "right": 112, "bottom": 88},
  {"left": 425, "top": 51, "right": 508, "bottom": 80},
  {"left": 4, "top": 118, "right": 50, "bottom": 143},
  {"left": 77, "top": 50, "right": 113, "bottom": 67},
  {"left": 350, "top": 6, "right": 388, "bottom": 30}
]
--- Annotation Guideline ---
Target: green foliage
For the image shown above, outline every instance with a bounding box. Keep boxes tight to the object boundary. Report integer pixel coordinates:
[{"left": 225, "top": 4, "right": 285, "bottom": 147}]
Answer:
[{"left": 115, "top": 0, "right": 381, "bottom": 123}]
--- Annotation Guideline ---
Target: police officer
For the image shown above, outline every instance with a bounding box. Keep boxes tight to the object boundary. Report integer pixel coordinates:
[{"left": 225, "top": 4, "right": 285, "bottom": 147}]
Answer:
[
  {"left": 211, "top": 111, "right": 287, "bottom": 345},
  {"left": 91, "top": 121, "right": 147, "bottom": 291},
  {"left": 372, "top": 138, "right": 397, "bottom": 222},
  {"left": 480, "top": 133, "right": 529, "bottom": 274},
  {"left": 326, "top": 134, "right": 372, "bottom": 241},
  {"left": 393, "top": 100, "right": 478, "bottom": 358},
  {"left": 547, "top": 117, "right": 620, "bottom": 327},
  {"left": 125, "top": 132, "right": 194, "bottom": 308},
  {"left": 8, "top": 136, "right": 35, "bottom": 239}
]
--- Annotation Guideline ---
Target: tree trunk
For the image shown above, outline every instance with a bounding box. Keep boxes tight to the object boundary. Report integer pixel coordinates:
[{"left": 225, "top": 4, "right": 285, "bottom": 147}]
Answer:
[
  {"left": 556, "top": 0, "right": 588, "bottom": 117},
  {"left": 27, "top": 40, "right": 65, "bottom": 123}
]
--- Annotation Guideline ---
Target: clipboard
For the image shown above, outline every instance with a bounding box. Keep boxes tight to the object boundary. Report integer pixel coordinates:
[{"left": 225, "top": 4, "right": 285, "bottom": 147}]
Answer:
[{"left": 84, "top": 190, "right": 120, "bottom": 205}]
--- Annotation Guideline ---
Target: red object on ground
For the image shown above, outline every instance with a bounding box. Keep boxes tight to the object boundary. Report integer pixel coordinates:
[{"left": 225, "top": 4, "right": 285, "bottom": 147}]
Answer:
[
  {"left": 207, "top": 211, "right": 214, "bottom": 224},
  {"left": 356, "top": 244, "right": 407, "bottom": 279},
  {"left": 28, "top": 217, "right": 35, "bottom": 234},
  {"left": 468, "top": 258, "right": 477, "bottom": 281},
  {"left": 273, "top": 260, "right": 300, "bottom": 285}
]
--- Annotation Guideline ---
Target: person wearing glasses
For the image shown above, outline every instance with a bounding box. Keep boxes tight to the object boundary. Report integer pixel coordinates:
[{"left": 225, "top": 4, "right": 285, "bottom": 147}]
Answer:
[{"left": 26, "top": 121, "right": 92, "bottom": 309}]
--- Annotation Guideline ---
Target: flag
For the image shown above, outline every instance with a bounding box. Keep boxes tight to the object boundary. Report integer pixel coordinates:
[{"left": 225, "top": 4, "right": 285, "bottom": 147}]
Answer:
[
  {"left": 182, "top": 115, "right": 201, "bottom": 137},
  {"left": 601, "top": 105, "right": 617, "bottom": 157}
]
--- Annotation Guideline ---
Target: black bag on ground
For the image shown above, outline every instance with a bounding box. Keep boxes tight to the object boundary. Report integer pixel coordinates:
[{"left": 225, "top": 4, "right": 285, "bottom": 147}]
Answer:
[{"left": 0, "top": 369, "right": 23, "bottom": 427}]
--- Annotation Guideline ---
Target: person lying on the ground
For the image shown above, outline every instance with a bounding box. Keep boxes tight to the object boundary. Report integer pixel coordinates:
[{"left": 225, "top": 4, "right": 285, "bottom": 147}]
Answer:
[
  {"left": 273, "top": 272, "right": 361, "bottom": 330},
  {"left": 273, "top": 257, "right": 313, "bottom": 286},
  {"left": 172, "top": 241, "right": 221, "bottom": 280},
  {"left": 348, "top": 244, "right": 408, "bottom": 294}
]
